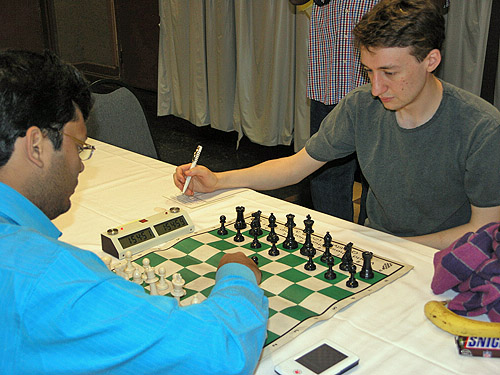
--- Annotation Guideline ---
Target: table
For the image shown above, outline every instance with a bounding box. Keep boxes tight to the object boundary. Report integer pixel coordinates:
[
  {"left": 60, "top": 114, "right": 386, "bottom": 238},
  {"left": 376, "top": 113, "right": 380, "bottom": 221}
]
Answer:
[{"left": 53, "top": 139, "right": 496, "bottom": 374}]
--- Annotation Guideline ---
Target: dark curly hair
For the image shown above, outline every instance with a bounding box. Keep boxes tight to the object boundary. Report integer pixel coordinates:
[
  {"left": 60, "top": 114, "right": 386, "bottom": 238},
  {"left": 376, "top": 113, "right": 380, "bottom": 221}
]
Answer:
[
  {"left": 0, "top": 50, "right": 92, "bottom": 167},
  {"left": 353, "top": 0, "right": 445, "bottom": 62}
]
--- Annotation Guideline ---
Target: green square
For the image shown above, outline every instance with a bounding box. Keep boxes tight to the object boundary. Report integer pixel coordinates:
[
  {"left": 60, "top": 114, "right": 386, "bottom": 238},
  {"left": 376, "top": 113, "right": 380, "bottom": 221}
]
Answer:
[
  {"left": 178, "top": 267, "right": 201, "bottom": 284},
  {"left": 279, "top": 284, "right": 314, "bottom": 304},
  {"left": 278, "top": 268, "right": 309, "bottom": 283},
  {"left": 265, "top": 331, "right": 280, "bottom": 346},
  {"left": 280, "top": 305, "right": 316, "bottom": 321},
  {"left": 208, "top": 239, "right": 238, "bottom": 251},
  {"left": 263, "top": 289, "right": 275, "bottom": 298},
  {"left": 135, "top": 252, "right": 167, "bottom": 268},
  {"left": 173, "top": 237, "right": 204, "bottom": 254},
  {"left": 170, "top": 255, "right": 202, "bottom": 268},
  {"left": 268, "top": 308, "right": 278, "bottom": 318},
  {"left": 261, "top": 270, "right": 274, "bottom": 283},
  {"left": 277, "top": 253, "right": 307, "bottom": 268},
  {"left": 200, "top": 285, "right": 214, "bottom": 298},
  {"left": 247, "top": 253, "right": 272, "bottom": 268},
  {"left": 356, "top": 270, "right": 385, "bottom": 284},
  {"left": 318, "top": 284, "right": 353, "bottom": 300},
  {"left": 209, "top": 228, "right": 236, "bottom": 239},
  {"left": 206, "top": 252, "right": 225, "bottom": 268}
]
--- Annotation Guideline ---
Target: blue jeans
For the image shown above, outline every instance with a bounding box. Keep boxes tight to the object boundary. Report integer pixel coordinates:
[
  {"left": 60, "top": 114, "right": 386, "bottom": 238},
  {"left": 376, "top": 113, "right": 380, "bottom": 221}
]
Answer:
[{"left": 309, "top": 99, "right": 368, "bottom": 223}]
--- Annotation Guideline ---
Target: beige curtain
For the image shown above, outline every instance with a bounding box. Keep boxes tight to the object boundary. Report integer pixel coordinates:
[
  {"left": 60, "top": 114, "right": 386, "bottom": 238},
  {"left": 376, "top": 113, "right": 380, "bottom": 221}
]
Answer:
[
  {"left": 158, "top": 0, "right": 500, "bottom": 152},
  {"left": 158, "top": 0, "right": 310, "bottom": 151}
]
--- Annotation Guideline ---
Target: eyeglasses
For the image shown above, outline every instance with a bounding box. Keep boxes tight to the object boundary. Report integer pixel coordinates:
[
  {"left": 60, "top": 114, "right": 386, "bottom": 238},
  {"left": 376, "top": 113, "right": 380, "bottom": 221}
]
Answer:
[{"left": 62, "top": 133, "right": 96, "bottom": 161}]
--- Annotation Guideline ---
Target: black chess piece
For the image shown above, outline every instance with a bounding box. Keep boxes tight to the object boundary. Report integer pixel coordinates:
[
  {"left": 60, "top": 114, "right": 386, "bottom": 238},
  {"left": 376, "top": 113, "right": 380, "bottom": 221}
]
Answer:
[
  {"left": 235, "top": 206, "right": 246, "bottom": 230},
  {"left": 360, "top": 251, "right": 374, "bottom": 279},
  {"left": 217, "top": 215, "right": 228, "bottom": 235},
  {"left": 282, "top": 214, "right": 298, "bottom": 249},
  {"left": 339, "top": 242, "right": 353, "bottom": 271},
  {"left": 268, "top": 242, "right": 280, "bottom": 256},
  {"left": 346, "top": 263, "right": 359, "bottom": 288},
  {"left": 324, "top": 255, "right": 336, "bottom": 280},
  {"left": 251, "top": 256, "right": 259, "bottom": 265},
  {"left": 249, "top": 211, "right": 263, "bottom": 236},
  {"left": 234, "top": 227, "right": 244, "bottom": 242},
  {"left": 266, "top": 213, "right": 279, "bottom": 243},
  {"left": 320, "top": 232, "right": 333, "bottom": 263},
  {"left": 300, "top": 215, "right": 315, "bottom": 256},
  {"left": 304, "top": 248, "right": 316, "bottom": 271},
  {"left": 250, "top": 219, "right": 262, "bottom": 249}
]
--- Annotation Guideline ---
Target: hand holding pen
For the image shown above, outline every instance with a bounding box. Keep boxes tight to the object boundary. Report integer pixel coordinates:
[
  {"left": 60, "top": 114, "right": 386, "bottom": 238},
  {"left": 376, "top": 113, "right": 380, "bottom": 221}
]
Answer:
[{"left": 182, "top": 145, "right": 203, "bottom": 194}]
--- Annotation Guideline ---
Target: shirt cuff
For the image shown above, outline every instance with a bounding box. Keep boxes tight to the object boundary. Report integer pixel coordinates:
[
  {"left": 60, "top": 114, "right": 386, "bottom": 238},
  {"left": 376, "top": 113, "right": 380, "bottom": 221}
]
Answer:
[{"left": 215, "top": 263, "right": 257, "bottom": 284}]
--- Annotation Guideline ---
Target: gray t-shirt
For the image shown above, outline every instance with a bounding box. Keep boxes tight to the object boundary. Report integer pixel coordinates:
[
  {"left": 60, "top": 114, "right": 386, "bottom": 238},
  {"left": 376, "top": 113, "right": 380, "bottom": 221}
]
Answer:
[{"left": 305, "top": 80, "right": 500, "bottom": 237}]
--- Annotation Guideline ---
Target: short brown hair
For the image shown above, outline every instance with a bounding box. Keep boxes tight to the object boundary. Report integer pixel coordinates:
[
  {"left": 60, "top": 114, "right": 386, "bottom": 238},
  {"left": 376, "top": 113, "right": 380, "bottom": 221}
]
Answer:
[{"left": 353, "top": 0, "right": 445, "bottom": 62}]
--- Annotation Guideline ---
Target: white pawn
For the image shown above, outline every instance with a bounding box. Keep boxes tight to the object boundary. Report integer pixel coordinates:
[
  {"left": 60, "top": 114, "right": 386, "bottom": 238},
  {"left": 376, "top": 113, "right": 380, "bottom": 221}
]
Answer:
[
  {"left": 171, "top": 273, "right": 186, "bottom": 303},
  {"left": 101, "top": 255, "right": 112, "bottom": 270},
  {"left": 123, "top": 250, "right": 136, "bottom": 277},
  {"left": 157, "top": 267, "right": 171, "bottom": 292},
  {"left": 191, "top": 294, "right": 200, "bottom": 305},
  {"left": 132, "top": 269, "right": 144, "bottom": 284}
]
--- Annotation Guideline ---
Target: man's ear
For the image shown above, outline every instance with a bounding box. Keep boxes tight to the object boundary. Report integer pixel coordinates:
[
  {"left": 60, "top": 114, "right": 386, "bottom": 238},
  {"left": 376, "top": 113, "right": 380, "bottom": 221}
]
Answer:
[
  {"left": 425, "top": 49, "right": 442, "bottom": 73},
  {"left": 24, "top": 126, "right": 47, "bottom": 168}
]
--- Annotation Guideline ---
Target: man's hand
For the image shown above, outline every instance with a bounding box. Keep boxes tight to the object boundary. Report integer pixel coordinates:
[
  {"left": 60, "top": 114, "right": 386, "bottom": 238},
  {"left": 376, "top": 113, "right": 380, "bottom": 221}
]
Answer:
[
  {"left": 218, "top": 252, "right": 262, "bottom": 284},
  {"left": 173, "top": 164, "right": 218, "bottom": 195}
]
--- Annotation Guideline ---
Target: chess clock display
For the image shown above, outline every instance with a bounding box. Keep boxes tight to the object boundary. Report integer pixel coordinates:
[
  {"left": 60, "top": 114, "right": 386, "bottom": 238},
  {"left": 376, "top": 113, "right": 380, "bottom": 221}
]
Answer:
[{"left": 101, "top": 207, "right": 194, "bottom": 259}]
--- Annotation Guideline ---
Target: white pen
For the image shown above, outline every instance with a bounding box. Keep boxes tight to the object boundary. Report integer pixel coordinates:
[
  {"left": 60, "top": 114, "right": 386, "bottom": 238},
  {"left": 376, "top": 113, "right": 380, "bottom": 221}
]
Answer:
[{"left": 182, "top": 145, "right": 203, "bottom": 194}]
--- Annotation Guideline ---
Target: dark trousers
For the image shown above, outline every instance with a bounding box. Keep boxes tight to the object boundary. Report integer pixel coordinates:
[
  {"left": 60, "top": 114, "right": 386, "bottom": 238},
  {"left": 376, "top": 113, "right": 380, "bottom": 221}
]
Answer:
[{"left": 309, "top": 99, "right": 368, "bottom": 224}]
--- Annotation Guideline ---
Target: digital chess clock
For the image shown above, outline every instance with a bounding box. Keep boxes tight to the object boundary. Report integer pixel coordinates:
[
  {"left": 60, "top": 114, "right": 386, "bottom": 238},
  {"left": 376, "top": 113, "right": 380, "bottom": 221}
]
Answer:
[{"left": 101, "top": 207, "right": 194, "bottom": 259}]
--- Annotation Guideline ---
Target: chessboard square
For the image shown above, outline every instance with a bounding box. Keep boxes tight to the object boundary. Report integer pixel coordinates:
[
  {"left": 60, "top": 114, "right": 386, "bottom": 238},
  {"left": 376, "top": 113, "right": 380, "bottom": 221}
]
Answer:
[
  {"left": 268, "top": 312, "right": 300, "bottom": 336},
  {"left": 268, "top": 307, "right": 278, "bottom": 318},
  {"left": 185, "top": 276, "right": 214, "bottom": 292},
  {"left": 265, "top": 330, "right": 280, "bottom": 347},
  {"left": 186, "top": 262, "right": 216, "bottom": 276},
  {"left": 277, "top": 253, "right": 307, "bottom": 268},
  {"left": 261, "top": 261, "right": 293, "bottom": 275},
  {"left": 135, "top": 252, "right": 168, "bottom": 268},
  {"left": 154, "top": 260, "right": 183, "bottom": 277},
  {"left": 297, "top": 276, "right": 332, "bottom": 291},
  {"left": 357, "top": 270, "right": 385, "bottom": 284},
  {"left": 173, "top": 237, "right": 204, "bottom": 254},
  {"left": 267, "top": 295, "right": 296, "bottom": 313},
  {"left": 205, "top": 252, "right": 225, "bottom": 268},
  {"left": 280, "top": 305, "right": 317, "bottom": 322},
  {"left": 261, "top": 275, "right": 294, "bottom": 295},
  {"left": 314, "top": 270, "right": 349, "bottom": 284},
  {"left": 170, "top": 255, "right": 202, "bottom": 268},
  {"left": 155, "top": 248, "right": 188, "bottom": 260},
  {"left": 261, "top": 270, "right": 274, "bottom": 283},
  {"left": 246, "top": 253, "right": 272, "bottom": 268},
  {"left": 209, "top": 228, "right": 236, "bottom": 239},
  {"left": 277, "top": 268, "right": 310, "bottom": 283},
  {"left": 318, "top": 284, "right": 354, "bottom": 300},
  {"left": 208, "top": 239, "right": 238, "bottom": 251},
  {"left": 279, "top": 284, "right": 315, "bottom": 304},
  {"left": 190, "top": 245, "right": 224, "bottom": 262},
  {"left": 300, "top": 292, "right": 334, "bottom": 314}
]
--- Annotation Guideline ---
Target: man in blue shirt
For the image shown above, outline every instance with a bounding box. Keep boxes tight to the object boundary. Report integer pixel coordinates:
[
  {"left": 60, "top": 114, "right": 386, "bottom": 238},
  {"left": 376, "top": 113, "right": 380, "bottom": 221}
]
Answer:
[{"left": 0, "top": 50, "right": 268, "bottom": 374}]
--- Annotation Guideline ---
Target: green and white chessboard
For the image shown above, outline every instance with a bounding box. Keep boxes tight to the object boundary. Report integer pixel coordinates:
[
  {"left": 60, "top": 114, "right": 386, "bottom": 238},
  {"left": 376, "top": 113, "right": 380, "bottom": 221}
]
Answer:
[{"left": 113, "top": 212, "right": 413, "bottom": 354}]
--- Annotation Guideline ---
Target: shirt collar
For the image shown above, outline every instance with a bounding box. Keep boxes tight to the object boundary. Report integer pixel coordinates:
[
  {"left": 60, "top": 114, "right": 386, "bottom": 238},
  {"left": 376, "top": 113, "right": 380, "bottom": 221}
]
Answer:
[{"left": 0, "top": 182, "right": 62, "bottom": 239}]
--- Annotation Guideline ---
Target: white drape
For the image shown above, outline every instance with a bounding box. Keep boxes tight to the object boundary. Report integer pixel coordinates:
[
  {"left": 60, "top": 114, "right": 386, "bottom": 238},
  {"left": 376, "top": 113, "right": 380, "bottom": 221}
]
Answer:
[{"left": 158, "top": 0, "right": 500, "bottom": 152}]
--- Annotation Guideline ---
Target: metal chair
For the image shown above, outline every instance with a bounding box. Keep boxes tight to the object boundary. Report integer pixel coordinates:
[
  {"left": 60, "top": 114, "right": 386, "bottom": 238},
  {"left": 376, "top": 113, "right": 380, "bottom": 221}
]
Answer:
[{"left": 86, "top": 79, "right": 158, "bottom": 159}]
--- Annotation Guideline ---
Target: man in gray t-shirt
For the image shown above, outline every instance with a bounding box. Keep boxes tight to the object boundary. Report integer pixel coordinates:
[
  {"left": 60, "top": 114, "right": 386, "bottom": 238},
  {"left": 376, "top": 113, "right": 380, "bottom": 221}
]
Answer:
[{"left": 174, "top": 0, "right": 500, "bottom": 250}]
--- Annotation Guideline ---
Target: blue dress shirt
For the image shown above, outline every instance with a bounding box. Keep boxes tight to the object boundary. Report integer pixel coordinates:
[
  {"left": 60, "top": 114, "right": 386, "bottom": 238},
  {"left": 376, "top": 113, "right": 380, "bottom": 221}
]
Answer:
[{"left": 0, "top": 182, "right": 268, "bottom": 374}]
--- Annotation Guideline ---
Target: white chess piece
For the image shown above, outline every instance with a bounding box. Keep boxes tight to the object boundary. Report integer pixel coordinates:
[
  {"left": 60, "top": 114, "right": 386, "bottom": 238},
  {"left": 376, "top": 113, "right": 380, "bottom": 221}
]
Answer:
[
  {"left": 171, "top": 273, "right": 186, "bottom": 303},
  {"left": 132, "top": 269, "right": 144, "bottom": 284},
  {"left": 191, "top": 294, "right": 200, "bottom": 305},
  {"left": 123, "top": 250, "right": 136, "bottom": 277},
  {"left": 157, "top": 267, "right": 172, "bottom": 292},
  {"left": 101, "top": 255, "right": 112, "bottom": 270}
]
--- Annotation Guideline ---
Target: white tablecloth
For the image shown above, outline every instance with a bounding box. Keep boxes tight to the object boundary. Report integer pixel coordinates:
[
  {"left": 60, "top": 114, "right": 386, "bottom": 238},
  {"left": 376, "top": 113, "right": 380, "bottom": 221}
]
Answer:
[{"left": 53, "top": 139, "right": 496, "bottom": 374}]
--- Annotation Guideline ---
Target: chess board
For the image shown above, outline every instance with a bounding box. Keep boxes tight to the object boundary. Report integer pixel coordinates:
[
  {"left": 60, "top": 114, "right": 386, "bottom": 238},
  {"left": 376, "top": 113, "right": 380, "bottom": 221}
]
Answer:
[{"left": 113, "top": 212, "right": 413, "bottom": 355}]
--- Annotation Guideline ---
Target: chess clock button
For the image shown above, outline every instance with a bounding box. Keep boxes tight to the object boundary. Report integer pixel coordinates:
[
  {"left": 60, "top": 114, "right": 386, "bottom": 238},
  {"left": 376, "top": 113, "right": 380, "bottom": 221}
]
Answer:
[{"left": 170, "top": 207, "right": 180, "bottom": 213}]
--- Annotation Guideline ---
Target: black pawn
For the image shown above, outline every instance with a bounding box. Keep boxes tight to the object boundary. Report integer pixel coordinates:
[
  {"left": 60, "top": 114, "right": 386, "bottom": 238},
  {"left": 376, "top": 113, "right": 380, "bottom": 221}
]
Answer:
[
  {"left": 251, "top": 256, "right": 259, "bottom": 265},
  {"left": 250, "top": 220, "right": 261, "bottom": 249},
  {"left": 268, "top": 242, "right": 280, "bottom": 256},
  {"left": 360, "top": 251, "right": 374, "bottom": 279},
  {"left": 320, "top": 232, "right": 333, "bottom": 263},
  {"left": 300, "top": 215, "right": 315, "bottom": 256},
  {"left": 346, "top": 264, "right": 358, "bottom": 288},
  {"left": 217, "top": 215, "right": 228, "bottom": 235},
  {"left": 282, "top": 214, "right": 298, "bottom": 249},
  {"left": 324, "top": 256, "right": 336, "bottom": 280},
  {"left": 234, "top": 227, "right": 244, "bottom": 242},
  {"left": 339, "top": 242, "right": 353, "bottom": 271},
  {"left": 266, "top": 213, "right": 279, "bottom": 243},
  {"left": 304, "top": 249, "right": 316, "bottom": 271}
]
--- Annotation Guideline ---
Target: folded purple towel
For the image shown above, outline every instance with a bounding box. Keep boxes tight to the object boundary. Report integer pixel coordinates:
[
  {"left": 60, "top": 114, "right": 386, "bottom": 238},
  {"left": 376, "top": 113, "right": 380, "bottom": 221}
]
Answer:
[{"left": 431, "top": 222, "right": 500, "bottom": 322}]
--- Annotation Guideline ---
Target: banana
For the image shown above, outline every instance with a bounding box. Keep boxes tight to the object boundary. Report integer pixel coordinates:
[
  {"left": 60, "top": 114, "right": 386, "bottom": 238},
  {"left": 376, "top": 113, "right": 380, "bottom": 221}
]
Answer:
[{"left": 424, "top": 300, "right": 500, "bottom": 338}]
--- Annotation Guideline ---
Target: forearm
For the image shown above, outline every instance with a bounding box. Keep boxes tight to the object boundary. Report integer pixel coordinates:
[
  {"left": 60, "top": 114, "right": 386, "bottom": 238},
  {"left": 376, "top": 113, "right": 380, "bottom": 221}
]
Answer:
[{"left": 214, "top": 148, "right": 324, "bottom": 191}]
